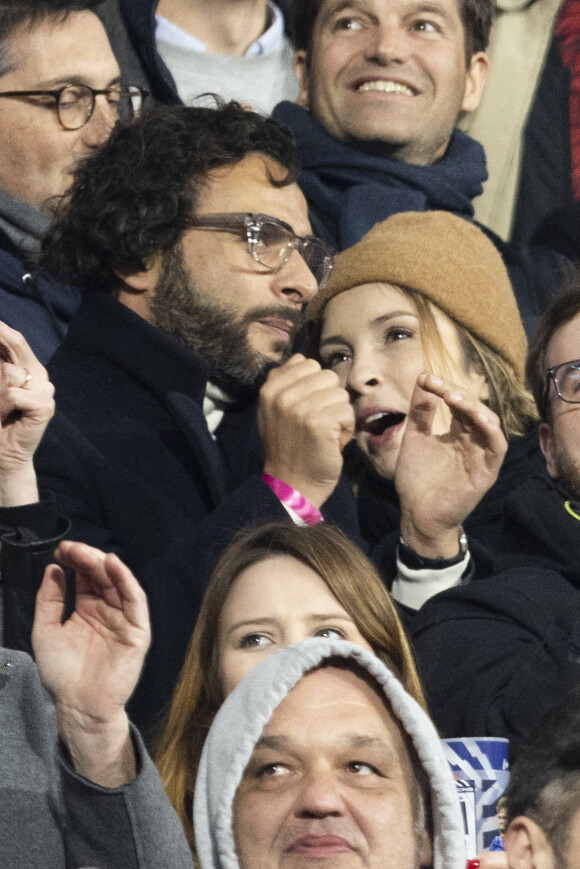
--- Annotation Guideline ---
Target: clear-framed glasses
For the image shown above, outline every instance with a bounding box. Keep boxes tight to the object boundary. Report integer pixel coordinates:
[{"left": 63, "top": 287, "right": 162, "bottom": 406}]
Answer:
[
  {"left": 546, "top": 358, "right": 580, "bottom": 406},
  {"left": 0, "top": 83, "right": 148, "bottom": 130},
  {"left": 189, "top": 212, "right": 335, "bottom": 289}
]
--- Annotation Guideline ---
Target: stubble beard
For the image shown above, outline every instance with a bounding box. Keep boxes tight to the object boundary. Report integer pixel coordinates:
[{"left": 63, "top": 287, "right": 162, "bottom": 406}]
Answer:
[
  {"left": 552, "top": 440, "right": 580, "bottom": 502},
  {"left": 150, "top": 245, "right": 302, "bottom": 401}
]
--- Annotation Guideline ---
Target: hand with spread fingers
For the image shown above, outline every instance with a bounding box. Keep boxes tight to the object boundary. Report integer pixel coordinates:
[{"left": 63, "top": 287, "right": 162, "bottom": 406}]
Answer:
[
  {"left": 0, "top": 321, "right": 55, "bottom": 506},
  {"left": 396, "top": 373, "right": 507, "bottom": 559},
  {"left": 258, "top": 353, "right": 355, "bottom": 508},
  {"left": 32, "top": 540, "right": 151, "bottom": 787}
]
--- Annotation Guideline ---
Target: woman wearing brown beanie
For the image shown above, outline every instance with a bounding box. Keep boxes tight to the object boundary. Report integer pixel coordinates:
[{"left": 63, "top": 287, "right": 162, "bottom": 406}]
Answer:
[{"left": 307, "top": 210, "right": 539, "bottom": 616}]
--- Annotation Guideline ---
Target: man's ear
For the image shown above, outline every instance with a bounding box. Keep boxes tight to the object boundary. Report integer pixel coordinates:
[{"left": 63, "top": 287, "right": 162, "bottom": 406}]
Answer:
[
  {"left": 538, "top": 421, "right": 558, "bottom": 479},
  {"left": 504, "top": 817, "right": 555, "bottom": 869},
  {"left": 116, "top": 255, "right": 161, "bottom": 293},
  {"left": 293, "top": 50, "right": 310, "bottom": 108},
  {"left": 461, "top": 51, "right": 489, "bottom": 113},
  {"left": 114, "top": 255, "right": 162, "bottom": 321}
]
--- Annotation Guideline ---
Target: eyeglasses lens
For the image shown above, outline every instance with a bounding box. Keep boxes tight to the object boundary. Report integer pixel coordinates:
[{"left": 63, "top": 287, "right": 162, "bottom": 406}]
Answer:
[
  {"left": 116, "top": 88, "right": 143, "bottom": 122},
  {"left": 301, "top": 238, "right": 332, "bottom": 286},
  {"left": 57, "top": 85, "right": 142, "bottom": 130},
  {"left": 255, "top": 221, "right": 330, "bottom": 286},
  {"left": 557, "top": 362, "right": 580, "bottom": 402},
  {"left": 58, "top": 86, "right": 93, "bottom": 129}
]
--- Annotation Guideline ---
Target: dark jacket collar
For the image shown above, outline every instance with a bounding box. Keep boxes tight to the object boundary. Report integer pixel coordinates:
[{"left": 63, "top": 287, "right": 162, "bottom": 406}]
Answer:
[
  {"left": 59, "top": 292, "right": 208, "bottom": 406},
  {"left": 117, "top": 0, "right": 182, "bottom": 105}
]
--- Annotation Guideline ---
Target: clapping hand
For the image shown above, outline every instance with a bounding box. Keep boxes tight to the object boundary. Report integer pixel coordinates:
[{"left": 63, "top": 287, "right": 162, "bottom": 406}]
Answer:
[
  {"left": 32, "top": 540, "right": 151, "bottom": 786},
  {"left": 0, "top": 322, "right": 54, "bottom": 506}
]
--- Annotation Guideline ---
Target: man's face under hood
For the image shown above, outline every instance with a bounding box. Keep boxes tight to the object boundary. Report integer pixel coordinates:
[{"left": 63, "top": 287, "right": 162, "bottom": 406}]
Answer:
[{"left": 233, "top": 665, "right": 432, "bottom": 869}]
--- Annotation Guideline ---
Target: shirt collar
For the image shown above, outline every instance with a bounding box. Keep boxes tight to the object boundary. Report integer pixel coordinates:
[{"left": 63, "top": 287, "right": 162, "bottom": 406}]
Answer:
[{"left": 155, "top": 2, "right": 284, "bottom": 57}]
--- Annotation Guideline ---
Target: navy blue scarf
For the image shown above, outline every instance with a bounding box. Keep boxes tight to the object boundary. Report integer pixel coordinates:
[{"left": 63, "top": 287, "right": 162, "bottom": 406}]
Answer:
[{"left": 272, "top": 101, "right": 488, "bottom": 249}]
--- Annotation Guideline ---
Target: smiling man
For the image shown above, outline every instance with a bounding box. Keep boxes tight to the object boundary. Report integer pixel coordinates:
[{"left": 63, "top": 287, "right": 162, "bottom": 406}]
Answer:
[
  {"left": 0, "top": 0, "right": 146, "bottom": 361},
  {"left": 194, "top": 639, "right": 465, "bottom": 869},
  {"left": 272, "top": 0, "right": 568, "bottom": 340},
  {"left": 274, "top": 0, "right": 491, "bottom": 246},
  {"left": 16, "top": 102, "right": 356, "bottom": 731},
  {"left": 292, "top": 0, "right": 488, "bottom": 166}
]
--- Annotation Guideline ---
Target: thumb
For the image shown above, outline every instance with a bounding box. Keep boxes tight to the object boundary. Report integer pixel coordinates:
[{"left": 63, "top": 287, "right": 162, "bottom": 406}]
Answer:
[{"left": 32, "top": 563, "right": 67, "bottom": 640}]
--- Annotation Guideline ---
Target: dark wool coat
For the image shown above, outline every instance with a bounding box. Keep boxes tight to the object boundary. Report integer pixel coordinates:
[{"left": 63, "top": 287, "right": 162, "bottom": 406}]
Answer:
[
  {"left": 409, "top": 472, "right": 580, "bottom": 759},
  {"left": 0, "top": 231, "right": 80, "bottom": 364},
  {"left": 15, "top": 293, "right": 357, "bottom": 732}
]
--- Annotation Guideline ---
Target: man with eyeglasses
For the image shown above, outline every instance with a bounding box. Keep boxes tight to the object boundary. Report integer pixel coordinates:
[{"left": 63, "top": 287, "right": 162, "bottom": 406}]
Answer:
[
  {"left": 404, "top": 286, "right": 580, "bottom": 757},
  {"left": 0, "top": 0, "right": 146, "bottom": 363},
  {"left": 2, "top": 102, "right": 356, "bottom": 733}
]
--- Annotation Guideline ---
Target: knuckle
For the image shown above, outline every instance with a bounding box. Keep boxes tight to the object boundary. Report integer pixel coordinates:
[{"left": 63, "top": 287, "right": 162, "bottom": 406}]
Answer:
[{"left": 11, "top": 330, "right": 27, "bottom": 353}]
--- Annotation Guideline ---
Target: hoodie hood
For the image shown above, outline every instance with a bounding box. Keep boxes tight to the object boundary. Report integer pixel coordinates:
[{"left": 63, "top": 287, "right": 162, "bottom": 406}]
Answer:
[{"left": 194, "top": 638, "right": 465, "bottom": 869}]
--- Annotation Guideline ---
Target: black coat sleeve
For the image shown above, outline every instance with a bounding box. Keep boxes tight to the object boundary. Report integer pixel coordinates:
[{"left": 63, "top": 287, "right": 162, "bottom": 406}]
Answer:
[{"left": 1, "top": 493, "right": 70, "bottom": 653}]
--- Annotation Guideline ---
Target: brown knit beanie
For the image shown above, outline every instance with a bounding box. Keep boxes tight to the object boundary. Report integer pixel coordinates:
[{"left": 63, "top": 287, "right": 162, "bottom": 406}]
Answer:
[{"left": 307, "top": 211, "right": 527, "bottom": 382}]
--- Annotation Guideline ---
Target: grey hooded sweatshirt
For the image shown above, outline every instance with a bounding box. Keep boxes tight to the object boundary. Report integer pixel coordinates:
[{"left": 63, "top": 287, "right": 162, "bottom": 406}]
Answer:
[{"left": 194, "top": 638, "right": 465, "bottom": 869}]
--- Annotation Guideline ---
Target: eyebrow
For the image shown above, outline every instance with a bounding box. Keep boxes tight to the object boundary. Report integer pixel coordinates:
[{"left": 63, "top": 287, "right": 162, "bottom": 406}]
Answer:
[
  {"left": 319, "top": 310, "right": 418, "bottom": 348},
  {"left": 407, "top": 0, "right": 456, "bottom": 21},
  {"left": 253, "top": 734, "right": 291, "bottom": 751},
  {"left": 33, "top": 74, "right": 122, "bottom": 90},
  {"left": 320, "top": 0, "right": 453, "bottom": 23},
  {"left": 319, "top": 0, "right": 371, "bottom": 25},
  {"left": 225, "top": 612, "right": 358, "bottom": 638},
  {"left": 253, "top": 732, "right": 394, "bottom": 751}
]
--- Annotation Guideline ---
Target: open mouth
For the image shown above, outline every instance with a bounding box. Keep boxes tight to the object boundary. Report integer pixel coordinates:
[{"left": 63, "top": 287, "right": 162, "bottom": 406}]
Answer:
[{"left": 359, "top": 410, "right": 406, "bottom": 437}]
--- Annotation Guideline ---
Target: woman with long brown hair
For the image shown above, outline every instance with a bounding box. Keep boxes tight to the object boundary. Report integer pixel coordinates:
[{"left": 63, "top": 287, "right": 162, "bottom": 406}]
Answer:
[{"left": 155, "top": 520, "right": 425, "bottom": 854}]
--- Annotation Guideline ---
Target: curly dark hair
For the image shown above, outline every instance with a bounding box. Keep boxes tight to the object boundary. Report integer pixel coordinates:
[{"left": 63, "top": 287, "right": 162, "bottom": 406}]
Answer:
[
  {"left": 41, "top": 102, "right": 300, "bottom": 293},
  {"left": 0, "top": 1, "right": 100, "bottom": 76},
  {"left": 527, "top": 277, "right": 580, "bottom": 421},
  {"left": 289, "top": 0, "right": 495, "bottom": 61},
  {"left": 504, "top": 685, "right": 580, "bottom": 866}
]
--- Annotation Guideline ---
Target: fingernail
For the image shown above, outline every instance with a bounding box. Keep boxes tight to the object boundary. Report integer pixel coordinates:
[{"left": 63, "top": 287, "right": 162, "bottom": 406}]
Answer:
[
  {"left": 466, "top": 861, "right": 480, "bottom": 869},
  {"left": 429, "top": 375, "right": 443, "bottom": 386},
  {"left": 450, "top": 391, "right": 463, "bottom": 401}
]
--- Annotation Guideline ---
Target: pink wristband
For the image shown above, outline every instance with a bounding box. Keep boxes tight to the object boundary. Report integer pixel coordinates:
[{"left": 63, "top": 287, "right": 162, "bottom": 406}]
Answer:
[{"left": 262, "top": 474, "right": 323, "bottom": 526}]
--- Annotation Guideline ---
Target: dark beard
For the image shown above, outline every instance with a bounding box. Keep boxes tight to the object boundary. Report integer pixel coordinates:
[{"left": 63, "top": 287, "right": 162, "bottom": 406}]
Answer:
[{"left": 150, "top": 246, "right": 303, "bottom": 401}]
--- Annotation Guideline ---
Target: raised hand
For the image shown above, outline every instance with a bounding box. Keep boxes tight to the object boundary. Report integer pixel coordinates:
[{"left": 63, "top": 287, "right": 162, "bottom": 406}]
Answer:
[
  {"left": 0, "top": 322, "right": 54, "bottom": 506},
  {"left": 32, "top": 540, "right": 150, "bottom": 786},
  {"left": 258, "top": 354, "right": 355, "bottom": 508},
  {"left": 396, "top": 372, "right": 507, "bottom": 559}
]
